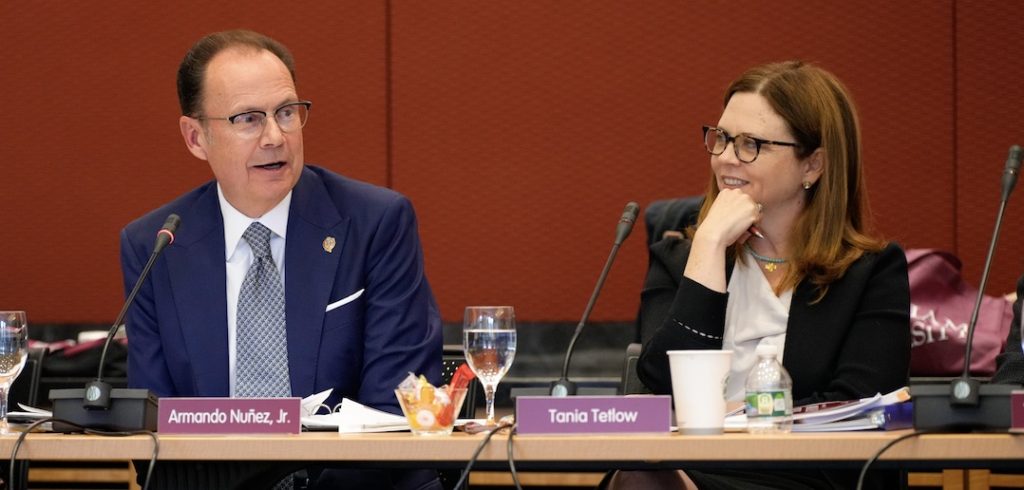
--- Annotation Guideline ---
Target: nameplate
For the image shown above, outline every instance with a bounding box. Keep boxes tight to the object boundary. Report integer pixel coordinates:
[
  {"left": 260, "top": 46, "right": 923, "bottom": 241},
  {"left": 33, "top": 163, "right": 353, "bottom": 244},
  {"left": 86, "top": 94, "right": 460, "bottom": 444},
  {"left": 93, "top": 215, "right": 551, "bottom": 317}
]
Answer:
[
  {"left": 158, "top": 397, "right": 301, "bottom": 434},
  {"left": 1012, "top": 391, "right": 1024, "bottom": 431},
  {"left": 515, "top": 395, "right": 671, "bottom": 434}
]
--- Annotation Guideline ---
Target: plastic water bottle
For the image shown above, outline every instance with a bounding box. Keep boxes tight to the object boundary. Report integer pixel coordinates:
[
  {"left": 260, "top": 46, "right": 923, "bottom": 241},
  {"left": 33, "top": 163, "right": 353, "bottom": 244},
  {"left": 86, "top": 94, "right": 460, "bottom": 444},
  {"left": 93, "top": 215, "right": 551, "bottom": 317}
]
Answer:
[{"left": 744, "top": 344, "right": 793, "bottom": 433}]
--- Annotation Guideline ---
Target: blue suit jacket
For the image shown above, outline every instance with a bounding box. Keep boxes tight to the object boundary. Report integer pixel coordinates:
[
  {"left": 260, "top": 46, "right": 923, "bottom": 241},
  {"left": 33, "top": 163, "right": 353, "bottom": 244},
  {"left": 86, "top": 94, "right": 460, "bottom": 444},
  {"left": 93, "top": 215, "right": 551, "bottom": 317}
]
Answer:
[{"left": 120, "top": 165, "right": 442, "bottom": 412}]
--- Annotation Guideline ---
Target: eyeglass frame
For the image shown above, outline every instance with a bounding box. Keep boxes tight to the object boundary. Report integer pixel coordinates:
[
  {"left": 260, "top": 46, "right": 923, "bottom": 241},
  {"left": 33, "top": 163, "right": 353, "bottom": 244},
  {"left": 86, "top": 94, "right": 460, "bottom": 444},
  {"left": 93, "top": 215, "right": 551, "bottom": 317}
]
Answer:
[
  {"left": 701, "top": 125, "right": 801, "bottom": 163},
  {"left": 192, "top": 100, "right": 313, "bottom": 136}
]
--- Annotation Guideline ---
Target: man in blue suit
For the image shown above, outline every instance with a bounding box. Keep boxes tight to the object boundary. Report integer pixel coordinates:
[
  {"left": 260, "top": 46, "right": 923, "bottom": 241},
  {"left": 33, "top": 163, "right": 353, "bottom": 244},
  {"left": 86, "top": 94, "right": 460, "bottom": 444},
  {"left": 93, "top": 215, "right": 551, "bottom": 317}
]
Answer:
[{"left": 121, "top": 30, "right": 443, "bottom": 489}]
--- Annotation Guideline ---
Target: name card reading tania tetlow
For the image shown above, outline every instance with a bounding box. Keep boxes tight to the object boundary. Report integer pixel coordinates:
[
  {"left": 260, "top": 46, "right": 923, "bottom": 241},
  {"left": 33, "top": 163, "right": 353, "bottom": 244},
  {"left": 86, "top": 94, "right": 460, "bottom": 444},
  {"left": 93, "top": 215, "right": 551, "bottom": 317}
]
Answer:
[
  {"left": 158, "top": 397, "right": 301, "bottom": 434},
  {"left": 516, "top": 395, "right": 672, "bottom": 434}
]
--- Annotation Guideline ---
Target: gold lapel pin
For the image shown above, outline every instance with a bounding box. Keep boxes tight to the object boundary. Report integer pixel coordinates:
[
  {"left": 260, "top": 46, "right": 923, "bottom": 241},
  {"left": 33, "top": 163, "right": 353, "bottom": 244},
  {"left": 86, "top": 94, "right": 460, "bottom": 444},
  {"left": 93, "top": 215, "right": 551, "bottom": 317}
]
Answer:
[{"left": 323, "top": 236, "right": 336, "bottom": 253}]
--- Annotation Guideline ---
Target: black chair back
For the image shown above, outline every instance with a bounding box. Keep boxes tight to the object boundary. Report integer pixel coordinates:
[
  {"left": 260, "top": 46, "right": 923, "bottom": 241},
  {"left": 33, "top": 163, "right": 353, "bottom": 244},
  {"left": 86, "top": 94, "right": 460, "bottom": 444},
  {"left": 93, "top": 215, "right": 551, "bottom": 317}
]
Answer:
[
  {"left": 644, "top": 196, "right": 704, "bottom": 247},
  {"left": 441, "top": 353, "right": 479, "bottom": 419},
  {"left": 619, "top": 343, "right": 652, "bottom": 396},
  {"left": 635, "top": 196, "right": 705, "bottom": 343},
  {"left": 10, "top": 347, "right": 46, "bottom": 407}
]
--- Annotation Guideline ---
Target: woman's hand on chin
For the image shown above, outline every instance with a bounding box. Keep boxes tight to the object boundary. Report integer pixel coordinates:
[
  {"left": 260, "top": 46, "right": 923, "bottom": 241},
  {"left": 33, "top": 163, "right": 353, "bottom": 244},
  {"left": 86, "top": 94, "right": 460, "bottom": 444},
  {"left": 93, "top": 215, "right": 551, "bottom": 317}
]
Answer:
[{"left": 694, "top": 189, "right": 761, "bottom": 250}]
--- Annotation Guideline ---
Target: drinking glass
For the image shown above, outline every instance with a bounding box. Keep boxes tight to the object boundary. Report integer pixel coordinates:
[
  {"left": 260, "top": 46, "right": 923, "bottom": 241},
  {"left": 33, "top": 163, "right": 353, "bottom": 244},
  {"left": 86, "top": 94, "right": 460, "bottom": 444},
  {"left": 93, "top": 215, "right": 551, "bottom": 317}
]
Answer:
[
  {"left": 0, "top": 311, "right": 28, "bottom": 435},
  {"left": 463, "top": 306, "right": 517, "bottom": 426}
]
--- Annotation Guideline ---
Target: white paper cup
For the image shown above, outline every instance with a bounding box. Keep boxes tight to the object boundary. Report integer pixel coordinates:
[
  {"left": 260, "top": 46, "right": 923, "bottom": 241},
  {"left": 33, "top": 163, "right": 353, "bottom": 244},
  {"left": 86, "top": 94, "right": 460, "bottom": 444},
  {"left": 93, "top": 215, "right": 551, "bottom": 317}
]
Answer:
[{"left": 667, "top": 350, "right": 732, "bottom": 435}]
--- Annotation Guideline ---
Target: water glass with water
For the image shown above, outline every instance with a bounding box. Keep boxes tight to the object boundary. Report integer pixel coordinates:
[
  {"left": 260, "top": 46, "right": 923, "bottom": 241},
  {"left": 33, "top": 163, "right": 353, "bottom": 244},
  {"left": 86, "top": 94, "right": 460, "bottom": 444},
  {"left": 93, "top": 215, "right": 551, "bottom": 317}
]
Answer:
[{"left": 463, "top": 306, "right": 517, "bottom": 426}]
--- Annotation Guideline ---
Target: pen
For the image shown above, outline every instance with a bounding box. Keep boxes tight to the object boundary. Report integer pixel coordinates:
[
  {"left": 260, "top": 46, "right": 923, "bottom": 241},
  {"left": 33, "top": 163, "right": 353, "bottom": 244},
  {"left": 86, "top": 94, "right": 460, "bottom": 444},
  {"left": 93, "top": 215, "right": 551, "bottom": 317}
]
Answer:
[{"left": 749, "top": 202, "right": 765, "bottom": 239}]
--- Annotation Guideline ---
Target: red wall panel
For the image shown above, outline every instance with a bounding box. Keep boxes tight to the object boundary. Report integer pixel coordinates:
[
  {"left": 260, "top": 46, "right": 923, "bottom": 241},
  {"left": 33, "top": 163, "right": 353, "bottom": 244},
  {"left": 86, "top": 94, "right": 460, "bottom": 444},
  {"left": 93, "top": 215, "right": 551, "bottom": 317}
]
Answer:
[
  {"left": 955, "top": 1, "right": 1024, "bottom": 295},
  {"left": 2, "top": 1, "right": 1017, "bottom": 327}
]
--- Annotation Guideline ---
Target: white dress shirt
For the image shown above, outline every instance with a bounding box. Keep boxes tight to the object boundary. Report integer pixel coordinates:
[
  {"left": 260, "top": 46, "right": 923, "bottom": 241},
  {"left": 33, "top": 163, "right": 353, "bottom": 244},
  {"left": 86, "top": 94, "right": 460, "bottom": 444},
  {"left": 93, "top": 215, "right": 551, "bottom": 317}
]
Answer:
[
  {"left": 217, "top": 185, "right": 292, "bottom": 396},
  {"left": 722, "top": 257, "right": 793, "bottom": 401}
]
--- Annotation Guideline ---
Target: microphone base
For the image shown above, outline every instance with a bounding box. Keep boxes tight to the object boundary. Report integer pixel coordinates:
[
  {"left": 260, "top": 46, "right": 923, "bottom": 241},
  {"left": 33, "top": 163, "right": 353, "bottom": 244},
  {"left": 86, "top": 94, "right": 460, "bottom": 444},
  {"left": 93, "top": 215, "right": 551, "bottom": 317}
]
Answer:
[
  {"left": 549, "top": 379, "right": 578, "bottom": 397},
  {"left": 49, "top": 388, "right": 158, "bottom": 433},
  {"left": 910, "top": 381, "right": 1015, "bottom": 431}
]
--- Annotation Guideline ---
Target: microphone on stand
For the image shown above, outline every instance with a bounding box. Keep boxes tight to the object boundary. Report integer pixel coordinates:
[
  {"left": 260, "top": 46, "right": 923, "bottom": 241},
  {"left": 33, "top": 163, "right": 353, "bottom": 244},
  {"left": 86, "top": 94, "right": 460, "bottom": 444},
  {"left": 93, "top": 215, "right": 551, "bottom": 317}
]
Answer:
[
  {"left": 550, "top": 202, "right": 640, "bottom": 397},
  {"left": 950, "top": 145, "right": 1021, "bottom": 406},
  {"left": 50, "top": 214, "right": 181, "bottom": 431},
  {"left": 913, "top": 145, "right": 1022, "bottom": 430}
]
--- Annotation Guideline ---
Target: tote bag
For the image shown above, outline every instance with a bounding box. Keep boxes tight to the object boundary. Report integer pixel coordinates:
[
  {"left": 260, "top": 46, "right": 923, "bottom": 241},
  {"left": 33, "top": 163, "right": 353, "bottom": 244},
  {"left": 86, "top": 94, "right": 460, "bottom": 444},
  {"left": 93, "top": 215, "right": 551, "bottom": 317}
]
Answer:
[{"left": 907, "top": 249, "right": 1013, "bottom": 377}]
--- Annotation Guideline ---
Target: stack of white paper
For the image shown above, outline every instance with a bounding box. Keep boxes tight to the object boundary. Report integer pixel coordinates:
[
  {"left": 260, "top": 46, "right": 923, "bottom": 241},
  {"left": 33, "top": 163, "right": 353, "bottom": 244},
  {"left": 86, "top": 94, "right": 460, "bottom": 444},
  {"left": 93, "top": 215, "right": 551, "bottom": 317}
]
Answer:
[{"left": 299, "top": 390, "right": 409, "bottom": 433}]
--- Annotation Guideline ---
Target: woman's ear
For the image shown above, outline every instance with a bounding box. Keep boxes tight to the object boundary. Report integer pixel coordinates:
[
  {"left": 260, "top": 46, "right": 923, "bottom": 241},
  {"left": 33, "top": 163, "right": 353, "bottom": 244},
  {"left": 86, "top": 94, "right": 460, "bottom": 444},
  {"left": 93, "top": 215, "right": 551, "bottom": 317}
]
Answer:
[{"left": 803, "top": 148, "right": 825, "bottom": 186}]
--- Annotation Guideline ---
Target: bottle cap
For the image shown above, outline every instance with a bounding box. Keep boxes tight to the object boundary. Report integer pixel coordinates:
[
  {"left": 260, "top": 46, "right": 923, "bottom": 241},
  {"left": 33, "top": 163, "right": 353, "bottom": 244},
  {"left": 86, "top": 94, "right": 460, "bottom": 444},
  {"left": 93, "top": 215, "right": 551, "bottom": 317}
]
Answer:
[{"left": 755, "top": 343, "right": 778, "bottom": 357}]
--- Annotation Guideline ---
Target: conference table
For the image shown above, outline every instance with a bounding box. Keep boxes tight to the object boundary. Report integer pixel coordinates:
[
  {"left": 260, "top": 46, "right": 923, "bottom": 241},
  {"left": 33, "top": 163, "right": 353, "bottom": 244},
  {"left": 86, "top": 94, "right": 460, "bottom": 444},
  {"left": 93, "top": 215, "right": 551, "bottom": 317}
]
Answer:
[{"left": 4, "top": 429, "right": 1024, "bottom": 488}]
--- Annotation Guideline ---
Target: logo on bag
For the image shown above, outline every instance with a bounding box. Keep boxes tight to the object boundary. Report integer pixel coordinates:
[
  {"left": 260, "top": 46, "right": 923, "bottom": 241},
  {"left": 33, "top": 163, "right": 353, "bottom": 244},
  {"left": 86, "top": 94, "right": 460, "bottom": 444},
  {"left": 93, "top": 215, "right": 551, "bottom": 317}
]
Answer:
[{"left": 910, "top": 303, "right": 967, "bottom": 348}]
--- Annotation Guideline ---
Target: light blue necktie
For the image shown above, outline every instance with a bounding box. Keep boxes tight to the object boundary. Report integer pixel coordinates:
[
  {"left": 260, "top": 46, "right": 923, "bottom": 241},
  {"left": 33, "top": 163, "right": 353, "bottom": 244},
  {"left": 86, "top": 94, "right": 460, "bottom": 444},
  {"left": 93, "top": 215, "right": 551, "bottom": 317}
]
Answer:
[{"left": 234, "top": 222, "right": 291, "bottom": 398}]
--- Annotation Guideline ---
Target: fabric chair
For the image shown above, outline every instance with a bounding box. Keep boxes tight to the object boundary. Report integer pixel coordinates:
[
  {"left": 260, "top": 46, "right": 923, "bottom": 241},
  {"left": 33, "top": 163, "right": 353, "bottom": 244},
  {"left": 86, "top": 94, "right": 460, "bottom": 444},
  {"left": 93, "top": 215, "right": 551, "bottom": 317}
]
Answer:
[
  {"left": 619, "top": 343, "right": 651, "bottom": 396},
  {"left": 634, "top": 196, "right": 704, "bottom": 344},
  {"left": 644, "top": 196, "right": 704, "bottom": 247},
  {"left": 10, "top": 347, "right": 45, "bottom": 408}
]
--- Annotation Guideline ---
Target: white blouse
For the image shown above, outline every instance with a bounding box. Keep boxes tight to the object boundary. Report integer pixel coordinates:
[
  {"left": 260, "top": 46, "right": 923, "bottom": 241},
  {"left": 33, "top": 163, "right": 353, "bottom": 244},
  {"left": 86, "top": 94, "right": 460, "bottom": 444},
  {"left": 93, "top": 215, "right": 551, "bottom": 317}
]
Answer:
[{"left": 722, "top": 257, "right": 793, "bottom": 401}]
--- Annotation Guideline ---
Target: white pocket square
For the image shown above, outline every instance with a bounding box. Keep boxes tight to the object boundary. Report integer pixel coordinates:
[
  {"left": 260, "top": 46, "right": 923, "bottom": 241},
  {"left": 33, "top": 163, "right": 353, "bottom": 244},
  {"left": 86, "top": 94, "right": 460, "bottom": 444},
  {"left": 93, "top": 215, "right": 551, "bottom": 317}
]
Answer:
[{"left": 326, "top": 288, "right": 365, "bottom": 312}]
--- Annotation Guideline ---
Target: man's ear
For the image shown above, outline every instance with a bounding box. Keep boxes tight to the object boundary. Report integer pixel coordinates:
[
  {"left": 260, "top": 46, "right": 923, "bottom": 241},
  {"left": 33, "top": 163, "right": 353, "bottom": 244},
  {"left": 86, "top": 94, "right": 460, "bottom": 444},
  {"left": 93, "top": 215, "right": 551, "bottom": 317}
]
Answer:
[
  {"left": 179, "top": 116, "right": 209, "bottom": 161},
  {"left": 803, "top": 148, "right": 825, "bottom": 186}
]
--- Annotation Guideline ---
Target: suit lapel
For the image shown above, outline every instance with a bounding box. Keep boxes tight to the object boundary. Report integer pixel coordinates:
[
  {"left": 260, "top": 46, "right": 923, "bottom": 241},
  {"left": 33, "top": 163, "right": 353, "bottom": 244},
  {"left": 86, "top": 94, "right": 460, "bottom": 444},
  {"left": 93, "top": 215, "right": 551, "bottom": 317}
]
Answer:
[
  {"left": 782, "top": 281, "right": 820, "bottom": 379},
  {"left": 165, "top": 184, "right": 230, "bottom": 396},
  {"left": 285, "top": 168, "right": 347, "bottom": 397}
]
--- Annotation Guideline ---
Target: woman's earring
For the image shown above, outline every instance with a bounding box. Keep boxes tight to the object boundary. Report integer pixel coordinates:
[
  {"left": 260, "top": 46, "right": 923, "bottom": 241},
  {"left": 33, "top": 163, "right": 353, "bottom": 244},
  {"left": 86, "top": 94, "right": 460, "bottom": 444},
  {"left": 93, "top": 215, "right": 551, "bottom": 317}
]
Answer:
[{"left": 803, "top": 181, "right": 812, "bottom": 190}]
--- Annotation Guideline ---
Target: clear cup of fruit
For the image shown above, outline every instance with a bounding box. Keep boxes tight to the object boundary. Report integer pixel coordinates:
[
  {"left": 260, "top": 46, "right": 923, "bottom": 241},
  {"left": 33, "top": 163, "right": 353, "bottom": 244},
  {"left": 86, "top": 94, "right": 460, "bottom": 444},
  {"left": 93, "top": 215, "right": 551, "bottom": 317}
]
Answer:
[{"left": 395, "top": 376, "right": 469, "bottom": 436}]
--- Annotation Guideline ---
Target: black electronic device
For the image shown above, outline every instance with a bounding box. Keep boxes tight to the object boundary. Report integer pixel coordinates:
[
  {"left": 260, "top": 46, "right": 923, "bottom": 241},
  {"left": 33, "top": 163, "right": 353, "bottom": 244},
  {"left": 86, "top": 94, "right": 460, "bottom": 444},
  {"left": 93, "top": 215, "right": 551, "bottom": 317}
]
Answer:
[{"left": 49, "top": 388, "right": 158, "bottom": 432}]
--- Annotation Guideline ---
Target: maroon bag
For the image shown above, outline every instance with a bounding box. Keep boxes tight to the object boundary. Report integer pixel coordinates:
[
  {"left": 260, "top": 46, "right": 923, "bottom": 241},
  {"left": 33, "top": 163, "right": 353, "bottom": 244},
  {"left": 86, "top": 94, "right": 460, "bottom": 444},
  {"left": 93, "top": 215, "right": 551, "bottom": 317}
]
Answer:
[{"left": 907, "top": 249, "right": 1013, "bottom": 377}]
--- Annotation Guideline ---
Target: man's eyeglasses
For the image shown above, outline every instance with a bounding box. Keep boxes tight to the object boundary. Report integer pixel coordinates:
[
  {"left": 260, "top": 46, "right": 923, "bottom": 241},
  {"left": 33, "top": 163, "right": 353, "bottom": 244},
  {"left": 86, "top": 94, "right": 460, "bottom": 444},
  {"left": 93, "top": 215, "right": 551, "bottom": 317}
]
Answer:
[
  {"left": 702, "top": 125, "right": 800, "bottom": 163},
  {"left": 196, "top": 101, "right": 312, "bottom": 139}
]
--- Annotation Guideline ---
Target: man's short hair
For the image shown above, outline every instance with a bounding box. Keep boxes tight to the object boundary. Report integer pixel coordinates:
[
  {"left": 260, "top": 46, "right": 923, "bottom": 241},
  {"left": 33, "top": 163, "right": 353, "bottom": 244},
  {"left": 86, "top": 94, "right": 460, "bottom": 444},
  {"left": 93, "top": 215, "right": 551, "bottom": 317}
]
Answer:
[{"left": 177, "top": 29, "right": 296, "bottom": 117}]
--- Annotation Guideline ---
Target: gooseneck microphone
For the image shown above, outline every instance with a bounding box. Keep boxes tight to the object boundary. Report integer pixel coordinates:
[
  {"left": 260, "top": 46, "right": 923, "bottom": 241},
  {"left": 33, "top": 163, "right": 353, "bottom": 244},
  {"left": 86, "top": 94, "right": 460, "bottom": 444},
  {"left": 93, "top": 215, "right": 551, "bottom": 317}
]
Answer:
[
  {"left": 550, "top": 202, "right": 640, "bottom": 397},
  {"left": 83, "top": 214, "right": 181, "bottom": 410},
  {"left": 1000, "top": 145, "right": 1022, "bottom": 202},
  {"left": 950, "top": 145, "right": 1022, "bottom": 406}
]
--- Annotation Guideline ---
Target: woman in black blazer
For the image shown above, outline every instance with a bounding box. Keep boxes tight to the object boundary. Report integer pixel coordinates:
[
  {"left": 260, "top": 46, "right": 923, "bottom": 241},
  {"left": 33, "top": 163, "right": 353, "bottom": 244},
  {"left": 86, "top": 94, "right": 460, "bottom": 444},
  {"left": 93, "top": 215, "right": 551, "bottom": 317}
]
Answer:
[{"left": 621, "top": 61, "right": 910, "bottom": 490}]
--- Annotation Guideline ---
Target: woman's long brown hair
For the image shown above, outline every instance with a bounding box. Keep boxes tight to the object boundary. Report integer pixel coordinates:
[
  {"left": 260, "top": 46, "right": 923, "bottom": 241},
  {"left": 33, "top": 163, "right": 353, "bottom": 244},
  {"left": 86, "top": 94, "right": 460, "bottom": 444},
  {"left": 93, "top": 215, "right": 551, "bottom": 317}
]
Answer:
[{"left": 695, "top": 61, "right": 885, "bottom": 299}]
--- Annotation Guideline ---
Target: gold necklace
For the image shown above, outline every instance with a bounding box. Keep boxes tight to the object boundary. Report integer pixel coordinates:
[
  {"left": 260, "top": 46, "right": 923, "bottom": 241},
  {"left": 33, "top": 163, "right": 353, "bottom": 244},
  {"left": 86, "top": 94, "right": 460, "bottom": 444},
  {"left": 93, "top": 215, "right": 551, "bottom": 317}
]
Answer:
[{"left": 744, "top": 243, "right": 787, "bottom": 272}]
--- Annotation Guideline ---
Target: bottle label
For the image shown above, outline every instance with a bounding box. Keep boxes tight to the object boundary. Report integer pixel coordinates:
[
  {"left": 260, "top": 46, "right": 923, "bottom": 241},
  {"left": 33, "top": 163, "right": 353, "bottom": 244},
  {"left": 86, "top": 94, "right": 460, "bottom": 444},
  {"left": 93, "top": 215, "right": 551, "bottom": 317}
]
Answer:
[{"left": 745, "top": 390, "right": 790, "bottom": 418}]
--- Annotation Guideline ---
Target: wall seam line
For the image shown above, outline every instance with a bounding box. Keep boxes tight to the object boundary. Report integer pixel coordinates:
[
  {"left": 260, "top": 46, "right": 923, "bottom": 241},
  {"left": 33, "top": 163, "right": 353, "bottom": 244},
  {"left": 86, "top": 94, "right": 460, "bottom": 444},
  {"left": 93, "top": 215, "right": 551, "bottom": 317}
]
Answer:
[
  {"left": 952, "top": 0, "right": 959, "bottom": 257},
  {"left": 385, "top": 0, "right": 394, "bottom": 189}
]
